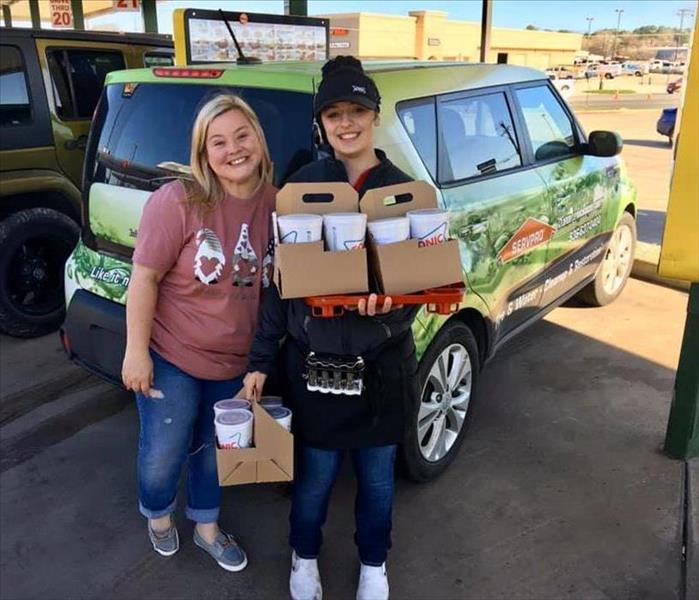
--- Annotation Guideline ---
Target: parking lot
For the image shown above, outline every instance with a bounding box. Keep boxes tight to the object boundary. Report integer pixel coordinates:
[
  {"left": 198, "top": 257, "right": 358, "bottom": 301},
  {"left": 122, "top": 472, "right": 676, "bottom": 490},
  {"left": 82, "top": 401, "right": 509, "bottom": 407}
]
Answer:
[{"left": 1, "top": 108, "right": 695, "bottom": 599}]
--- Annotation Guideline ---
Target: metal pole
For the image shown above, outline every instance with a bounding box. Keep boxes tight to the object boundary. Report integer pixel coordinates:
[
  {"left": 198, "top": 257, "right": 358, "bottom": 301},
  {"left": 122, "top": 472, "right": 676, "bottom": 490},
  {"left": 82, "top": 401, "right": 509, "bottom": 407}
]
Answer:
[
  {"left": 586, "top": 17, "right": 593, "bottom": 39},
  {"left": 29, "top": 0, "right": 41, "bottom": 29},
  {"left": 70, "top": 0, "right": 84, "bottom": 30},
  {"left": 285, "top": 0, "right": 308, "bottom": 16},
  {"left": 612, "top": 8, "right": 623, "bottom": 60},
  {"left": 2, "top": 4, "right": 12, "bottom": 27},
  {"left": 141, "top": 0, "right": 158, "bottom": 33},
  {"left": 480, "top": 0, "right": 492, "bottom": 63},
  {"left": 674, "top": 9, "right": 693, "bottom": 64},
  {"left": 664, "top": 283, "right": 699, "bottom": 459}
]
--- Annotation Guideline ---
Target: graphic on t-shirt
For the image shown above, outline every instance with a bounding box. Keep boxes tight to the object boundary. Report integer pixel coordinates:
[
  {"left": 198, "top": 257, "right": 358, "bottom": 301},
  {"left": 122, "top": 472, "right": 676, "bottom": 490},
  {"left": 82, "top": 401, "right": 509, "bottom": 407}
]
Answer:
[
  {"left": 232, "top": 223, "right": 259, "bottom": 287},
  {"left": 193, "top": 228, "right": 226, "bottom": 285},
  {"left": 261, "top": 238, "right": 275, "bottom": 288}
]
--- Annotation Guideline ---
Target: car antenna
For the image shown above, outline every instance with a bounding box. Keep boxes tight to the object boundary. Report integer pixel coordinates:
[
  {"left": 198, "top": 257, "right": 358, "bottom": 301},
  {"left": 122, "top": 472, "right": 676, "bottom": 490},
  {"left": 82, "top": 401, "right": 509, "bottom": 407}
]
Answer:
[{"left": 218, "top": 9, "right": 261, "bottom": 65}]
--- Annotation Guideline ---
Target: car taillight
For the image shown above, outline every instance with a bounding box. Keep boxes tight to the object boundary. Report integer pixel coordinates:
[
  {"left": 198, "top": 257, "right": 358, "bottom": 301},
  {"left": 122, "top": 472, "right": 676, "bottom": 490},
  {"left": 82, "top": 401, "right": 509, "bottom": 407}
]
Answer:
[
  {"left": 60, "top": 329, "right": 71, "bottom": 356},
  {"left": 153, "top": 68, "right": 223, "bottom": 79}
]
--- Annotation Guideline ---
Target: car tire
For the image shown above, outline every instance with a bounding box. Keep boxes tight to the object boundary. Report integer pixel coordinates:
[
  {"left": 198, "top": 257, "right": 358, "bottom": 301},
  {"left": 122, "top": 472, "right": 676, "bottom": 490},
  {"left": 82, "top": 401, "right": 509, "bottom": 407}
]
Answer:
[
  {"left": 0, "top": 208, "right": 79, "bottom": 338},
  {"left": 401, "top": 320, "right": 480, "bottom": 482},
  {"left": 604, "top": 73, "right": 613, "bottom": 79},
  {"left": 577, "top": 212, "right": 636, "bottom": 307}
]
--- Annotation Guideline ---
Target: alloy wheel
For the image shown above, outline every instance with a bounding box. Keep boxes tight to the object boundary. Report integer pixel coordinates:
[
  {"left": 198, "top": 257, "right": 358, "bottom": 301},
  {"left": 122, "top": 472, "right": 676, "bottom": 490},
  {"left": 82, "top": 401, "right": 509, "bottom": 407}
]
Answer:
[
  {"left": 600, "top": 223, "right": 633, "bottom": 297},
  {"left": 417, "top": 343, "right": 473, "bottom": 462}
]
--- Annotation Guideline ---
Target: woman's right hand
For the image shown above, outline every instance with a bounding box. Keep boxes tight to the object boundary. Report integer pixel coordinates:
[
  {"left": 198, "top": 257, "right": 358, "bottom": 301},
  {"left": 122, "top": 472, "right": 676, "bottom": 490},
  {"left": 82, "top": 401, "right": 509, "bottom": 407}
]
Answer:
[
  {"left": 243, "top": 371, "right": 267, "bottom": 402},
  {"left": 122, "top": 349, "right": 154, "bottom": 396}
]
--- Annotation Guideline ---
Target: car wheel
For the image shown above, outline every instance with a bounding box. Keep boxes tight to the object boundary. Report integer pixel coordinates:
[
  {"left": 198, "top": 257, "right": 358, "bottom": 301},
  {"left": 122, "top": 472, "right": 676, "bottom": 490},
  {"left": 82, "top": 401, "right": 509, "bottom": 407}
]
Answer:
[
  {"left": 401, "top": 320, "right": 479, "bottom": 482},
  {"left": 0, "top": 208, "right": 79, "bottom": 338},
  {"left": 577, "top": 212, "right": 636, "bottom": 307},
  {"left": 605, "top": 73, "right": 613, "bottom": 79}
]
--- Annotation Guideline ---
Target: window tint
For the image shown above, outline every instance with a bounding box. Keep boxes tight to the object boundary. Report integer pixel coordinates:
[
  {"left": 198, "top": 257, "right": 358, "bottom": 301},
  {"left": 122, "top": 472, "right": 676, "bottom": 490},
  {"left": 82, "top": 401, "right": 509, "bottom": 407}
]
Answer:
[
  {"left": 0, "top": 46, "right": 31, "bottom": 127},
  {"left": 515, "top": 85, "right": 576, "bottom": 161},
  {"left": 437, "top": 92, "right": 521, "bottom": 183},
  {"left": 47, "top": 49, "right": 125, "bottom": 119},
  {"left": 397, "top": 99, "right": 437, "bottom": 180},
  {"left": 87, "top": 83, "right": 314, "bottom": 191}
]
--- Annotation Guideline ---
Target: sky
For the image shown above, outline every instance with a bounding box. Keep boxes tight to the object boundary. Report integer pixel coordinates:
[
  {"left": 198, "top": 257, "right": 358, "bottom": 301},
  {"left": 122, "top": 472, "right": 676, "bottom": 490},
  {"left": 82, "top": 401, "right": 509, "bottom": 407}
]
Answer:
[{"left": 17, "top": 0, "right": 699, "bottom": 34}]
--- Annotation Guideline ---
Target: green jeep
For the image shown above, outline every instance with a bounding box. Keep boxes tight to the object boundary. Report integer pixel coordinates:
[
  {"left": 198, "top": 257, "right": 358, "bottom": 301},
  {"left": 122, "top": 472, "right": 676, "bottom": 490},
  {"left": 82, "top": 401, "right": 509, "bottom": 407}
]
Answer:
[
  {"left": 61, "top": 61, "right": 636, "bottom": 481},
  {"left": 0, "top": 28, "right": 172, "bottom": 337}
]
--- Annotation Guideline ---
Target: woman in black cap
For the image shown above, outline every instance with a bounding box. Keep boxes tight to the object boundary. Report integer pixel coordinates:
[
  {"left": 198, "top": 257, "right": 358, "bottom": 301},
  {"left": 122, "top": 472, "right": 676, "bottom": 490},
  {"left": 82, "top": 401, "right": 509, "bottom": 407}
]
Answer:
[{"left": 244, "top": 56, "right": 418, "bottom": 600}]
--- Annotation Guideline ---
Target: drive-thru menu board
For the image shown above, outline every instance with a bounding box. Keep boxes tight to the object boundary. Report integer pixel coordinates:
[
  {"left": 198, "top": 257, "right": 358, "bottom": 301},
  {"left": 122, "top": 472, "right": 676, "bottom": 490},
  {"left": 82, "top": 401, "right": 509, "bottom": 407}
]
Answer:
[{"left": 173, "top": 8, "right": 329, "bottom": 65}]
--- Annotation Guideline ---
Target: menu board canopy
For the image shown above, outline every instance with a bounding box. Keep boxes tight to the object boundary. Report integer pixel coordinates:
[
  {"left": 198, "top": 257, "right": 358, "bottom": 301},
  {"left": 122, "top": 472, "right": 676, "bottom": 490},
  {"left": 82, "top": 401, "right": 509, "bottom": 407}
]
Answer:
[{"left": 174, "top": 9, "right": 329, "bottom": 66}]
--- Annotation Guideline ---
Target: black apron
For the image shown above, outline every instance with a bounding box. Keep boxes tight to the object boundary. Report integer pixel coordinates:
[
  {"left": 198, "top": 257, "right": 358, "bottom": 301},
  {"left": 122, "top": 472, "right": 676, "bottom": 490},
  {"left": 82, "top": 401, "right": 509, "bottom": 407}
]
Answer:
[{"left": 281, "top": 331, "right": 418, "bottom": 450}]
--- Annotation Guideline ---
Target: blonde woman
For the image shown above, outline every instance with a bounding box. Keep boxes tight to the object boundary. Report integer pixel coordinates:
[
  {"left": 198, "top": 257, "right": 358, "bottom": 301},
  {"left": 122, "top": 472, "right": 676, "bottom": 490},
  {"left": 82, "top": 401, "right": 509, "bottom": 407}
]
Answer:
[{"left": 121, "top": 94, "right": 276, "bottom": 571}]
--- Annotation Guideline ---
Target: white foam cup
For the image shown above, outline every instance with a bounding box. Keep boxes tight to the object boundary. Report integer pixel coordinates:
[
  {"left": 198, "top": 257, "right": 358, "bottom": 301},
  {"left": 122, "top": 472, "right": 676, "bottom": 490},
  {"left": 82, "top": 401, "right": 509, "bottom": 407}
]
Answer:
[
  {"left": 277, "top": 214, "right": 323, "bottom": 244},
  {"left": 213, "top": 398, "right": 251, "bottom": 418},
  {"left": 323, "top": 213, "right": 367, "bottom": 251},
  {"left": 407, "top": 209, "right": 449, "bottom": 247},
  {"left": 260, "top": 396, "right": 283, "bottom": 410},
  {"left": 367, "top": 216, "right": 410, "bottom": 246},
  {"left": 215, "top": 409, "right": 253, "bottom": 449},
  {"left": 267, "top": 406, "right": 292, "bottom": 431}
]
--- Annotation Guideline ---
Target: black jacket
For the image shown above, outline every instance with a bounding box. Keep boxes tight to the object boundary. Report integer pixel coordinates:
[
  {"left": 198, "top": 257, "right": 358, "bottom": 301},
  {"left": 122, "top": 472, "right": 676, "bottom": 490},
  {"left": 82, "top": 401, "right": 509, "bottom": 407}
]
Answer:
[{"left": 248, "top": 149, "right": 420, "bottom": 449}]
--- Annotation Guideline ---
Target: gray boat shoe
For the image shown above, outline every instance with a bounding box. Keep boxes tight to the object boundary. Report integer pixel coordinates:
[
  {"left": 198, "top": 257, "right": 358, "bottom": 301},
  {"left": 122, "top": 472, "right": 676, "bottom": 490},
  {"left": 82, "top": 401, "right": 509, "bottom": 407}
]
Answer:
[
  {"left": 193, "top": 529, "right": 248, "bottom": 572},
  {"left": 148, "top": 520, "right": 179, "bottom": 557}
]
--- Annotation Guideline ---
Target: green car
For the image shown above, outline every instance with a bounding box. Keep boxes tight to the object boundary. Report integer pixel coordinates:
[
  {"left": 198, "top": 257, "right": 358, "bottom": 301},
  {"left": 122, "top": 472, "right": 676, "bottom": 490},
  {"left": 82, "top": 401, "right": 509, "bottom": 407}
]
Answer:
[
  {"left": 0, "top": 27, "right": 172, "bottom": 338},
  {"left": 62, "top": 61, "right": 636, "bottom": 481}
]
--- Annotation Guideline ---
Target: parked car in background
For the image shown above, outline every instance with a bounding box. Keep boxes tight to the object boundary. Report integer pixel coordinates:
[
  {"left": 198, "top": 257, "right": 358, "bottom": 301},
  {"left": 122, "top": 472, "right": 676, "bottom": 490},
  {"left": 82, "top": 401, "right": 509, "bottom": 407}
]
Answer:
[
  {"left": 667, "top": 78, "right": 682, "bottom": 94},
  {"left": 657, "top": 107, "right": 677, "bottom": 146},
  {"left": 620, "top": 62, "right": 648, "bottom": 77},
  {"left": 551, "top": 75, "right": 574, "bottom": 98},
  {"left": 61, "top": 61, "right": 636, "bottom": 481},
  {"left": 585, "top": 63, "right": 621, "bottom": 79},
  {"left": 0, "top": 28, "right": 173, "bottom": 337},
  {"left": 545, "top": 65, "right": 576, "bottom": 79}
]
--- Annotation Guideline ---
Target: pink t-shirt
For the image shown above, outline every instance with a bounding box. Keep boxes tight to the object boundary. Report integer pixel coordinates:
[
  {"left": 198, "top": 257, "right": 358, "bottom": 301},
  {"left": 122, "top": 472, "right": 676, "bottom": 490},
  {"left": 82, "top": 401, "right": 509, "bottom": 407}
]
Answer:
[{"left": 132, "top": 180, "right": 276, "bottom": 380}]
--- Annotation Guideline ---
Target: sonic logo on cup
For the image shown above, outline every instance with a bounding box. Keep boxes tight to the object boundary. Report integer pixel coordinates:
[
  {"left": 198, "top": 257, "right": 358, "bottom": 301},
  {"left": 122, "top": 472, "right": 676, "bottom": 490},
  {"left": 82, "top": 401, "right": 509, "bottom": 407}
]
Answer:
[
  {"left": 219, "top": 432, "right": 244, "bottom": 449},
  {"left": 343, "top": 239, "right": 365, "bottom": 250},
  {"left": 417, "top": 222, "right": 448, "bottom": 248}
]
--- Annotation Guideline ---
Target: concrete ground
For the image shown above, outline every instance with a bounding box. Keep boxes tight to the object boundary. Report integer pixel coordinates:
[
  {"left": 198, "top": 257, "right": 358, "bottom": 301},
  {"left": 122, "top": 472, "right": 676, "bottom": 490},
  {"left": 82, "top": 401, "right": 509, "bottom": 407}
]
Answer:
[{"left": 0, "top": 278, "right": 695, "bottom": 600}]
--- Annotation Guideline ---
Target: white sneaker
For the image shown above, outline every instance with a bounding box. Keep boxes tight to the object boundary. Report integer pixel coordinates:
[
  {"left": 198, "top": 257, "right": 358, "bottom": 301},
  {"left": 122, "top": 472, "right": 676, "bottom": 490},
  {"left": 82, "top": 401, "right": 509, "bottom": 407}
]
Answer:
[
  {"left": 356, "top": 562, "right": 389, "bottom": 600},
  {"left": 289, "top": 551, "right": 322, "bottom": 600}
]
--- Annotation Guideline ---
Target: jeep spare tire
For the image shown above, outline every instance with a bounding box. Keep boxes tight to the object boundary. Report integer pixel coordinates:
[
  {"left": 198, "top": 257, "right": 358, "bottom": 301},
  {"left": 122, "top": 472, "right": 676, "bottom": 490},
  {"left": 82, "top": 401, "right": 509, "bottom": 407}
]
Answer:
[{"left": 0, "top": 208, "right": 79, "bottom": 338}]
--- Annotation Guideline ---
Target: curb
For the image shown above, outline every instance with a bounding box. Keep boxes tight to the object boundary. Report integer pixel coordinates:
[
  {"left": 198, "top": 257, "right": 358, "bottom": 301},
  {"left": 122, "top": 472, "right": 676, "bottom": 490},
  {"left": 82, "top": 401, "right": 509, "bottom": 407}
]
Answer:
[{"left": 631, "top": 241, "right": 690, "bottom": 292}]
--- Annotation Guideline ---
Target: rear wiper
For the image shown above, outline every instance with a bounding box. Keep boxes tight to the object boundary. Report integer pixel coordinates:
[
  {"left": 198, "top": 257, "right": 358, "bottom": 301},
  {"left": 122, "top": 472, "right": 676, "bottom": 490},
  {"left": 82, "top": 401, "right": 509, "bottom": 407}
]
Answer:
[{"left": 218, "top": 9, "right": 262, "bottom": 65}]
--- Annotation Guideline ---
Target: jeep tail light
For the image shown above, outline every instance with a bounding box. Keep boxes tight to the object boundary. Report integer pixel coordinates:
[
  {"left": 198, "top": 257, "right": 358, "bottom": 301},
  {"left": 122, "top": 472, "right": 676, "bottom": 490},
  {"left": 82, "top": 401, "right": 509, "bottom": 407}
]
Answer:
[{"left": 153, "top": 68, "right": 223, "bottom": 79}]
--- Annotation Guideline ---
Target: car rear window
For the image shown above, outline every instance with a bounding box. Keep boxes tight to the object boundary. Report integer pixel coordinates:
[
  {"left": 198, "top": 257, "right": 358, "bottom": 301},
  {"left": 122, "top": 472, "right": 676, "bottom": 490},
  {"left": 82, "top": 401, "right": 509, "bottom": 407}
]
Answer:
[{"left": 86, "top": 82, "right": 314, "bottom": 191}]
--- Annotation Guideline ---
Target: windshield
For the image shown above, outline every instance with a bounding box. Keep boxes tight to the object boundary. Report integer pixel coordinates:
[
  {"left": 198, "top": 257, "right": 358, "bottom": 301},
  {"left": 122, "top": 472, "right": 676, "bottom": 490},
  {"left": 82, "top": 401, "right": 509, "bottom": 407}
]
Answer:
[{"left": 85, "top": 82, "right": 314, "bottom": 192}]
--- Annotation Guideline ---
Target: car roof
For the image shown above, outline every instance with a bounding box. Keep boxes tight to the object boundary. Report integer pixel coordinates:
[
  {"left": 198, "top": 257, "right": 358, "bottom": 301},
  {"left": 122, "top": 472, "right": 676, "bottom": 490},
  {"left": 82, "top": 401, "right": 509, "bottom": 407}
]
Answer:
[
  {"left": 106, "top": 60, "right": 547, "bottom": 95},
  {"left": 0, "top": 26, "right": 172, "bottom": 47}
]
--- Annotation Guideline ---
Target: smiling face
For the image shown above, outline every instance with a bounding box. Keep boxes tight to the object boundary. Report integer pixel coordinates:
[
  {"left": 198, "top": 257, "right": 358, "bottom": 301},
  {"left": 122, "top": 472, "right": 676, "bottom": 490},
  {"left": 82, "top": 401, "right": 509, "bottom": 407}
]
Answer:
[
  {"left": 205, "top": 109, "right": 262, "bottom": 194},
  {"left": 320, "top": 101, "right": 377, "bottom": 160}
]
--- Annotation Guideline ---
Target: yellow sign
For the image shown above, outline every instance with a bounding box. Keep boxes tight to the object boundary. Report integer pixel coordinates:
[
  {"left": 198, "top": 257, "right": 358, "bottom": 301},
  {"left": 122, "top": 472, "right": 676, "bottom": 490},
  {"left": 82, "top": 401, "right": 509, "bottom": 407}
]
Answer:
[{"left": 659, "top": 21, "right": 699, "bottom": 282}]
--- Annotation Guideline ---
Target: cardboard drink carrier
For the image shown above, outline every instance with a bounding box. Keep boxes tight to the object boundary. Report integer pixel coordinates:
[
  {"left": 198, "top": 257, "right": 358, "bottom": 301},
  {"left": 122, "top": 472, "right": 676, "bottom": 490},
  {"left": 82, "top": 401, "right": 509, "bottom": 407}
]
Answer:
[
  {"left": 274, "top": 182, "right": 369, "bottom": 299},
  {"left": 215, "top": 390, "right": 293, "bottom": 486},
  {"left": 360, "top": 181, "right": 463, "bottom": 295}
]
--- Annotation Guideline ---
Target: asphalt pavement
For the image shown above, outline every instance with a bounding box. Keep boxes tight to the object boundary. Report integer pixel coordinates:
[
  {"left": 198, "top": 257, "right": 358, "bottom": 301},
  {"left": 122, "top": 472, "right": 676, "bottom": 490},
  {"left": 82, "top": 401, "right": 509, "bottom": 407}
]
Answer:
[{"left": 0, "top": 278, "right": 695, "bottom": 600}]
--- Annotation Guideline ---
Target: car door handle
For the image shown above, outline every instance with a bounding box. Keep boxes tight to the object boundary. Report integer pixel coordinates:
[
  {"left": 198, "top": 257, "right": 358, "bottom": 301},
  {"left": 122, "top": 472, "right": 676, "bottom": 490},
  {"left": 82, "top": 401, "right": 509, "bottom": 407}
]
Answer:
[{"left": 64, "top": 135, "right": 88, "bottom": 151}]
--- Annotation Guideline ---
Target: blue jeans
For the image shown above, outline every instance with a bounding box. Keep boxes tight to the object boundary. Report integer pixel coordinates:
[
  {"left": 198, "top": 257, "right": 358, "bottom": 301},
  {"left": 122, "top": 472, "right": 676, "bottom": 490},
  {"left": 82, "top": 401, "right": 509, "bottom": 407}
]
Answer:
[
  {"left": 136, "top": 350, "right": 243, "bottom": 523},
  {"left": 289, "top": 444, "right": 397, "bottom": 566}
]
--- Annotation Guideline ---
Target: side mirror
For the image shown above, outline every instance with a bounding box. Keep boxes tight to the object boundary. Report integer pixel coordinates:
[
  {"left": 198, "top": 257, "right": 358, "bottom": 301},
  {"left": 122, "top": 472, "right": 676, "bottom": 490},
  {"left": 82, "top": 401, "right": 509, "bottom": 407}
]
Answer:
[{"left": 586, "top": 130, "right": 623, "bottom": 157}]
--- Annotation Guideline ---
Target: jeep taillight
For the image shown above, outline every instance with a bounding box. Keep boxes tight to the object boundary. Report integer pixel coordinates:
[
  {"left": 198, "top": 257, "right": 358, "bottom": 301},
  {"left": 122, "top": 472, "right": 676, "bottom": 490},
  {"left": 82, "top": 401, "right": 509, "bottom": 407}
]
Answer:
[{"left": 153, "top": 68, "right": 223, "bottom": 78}]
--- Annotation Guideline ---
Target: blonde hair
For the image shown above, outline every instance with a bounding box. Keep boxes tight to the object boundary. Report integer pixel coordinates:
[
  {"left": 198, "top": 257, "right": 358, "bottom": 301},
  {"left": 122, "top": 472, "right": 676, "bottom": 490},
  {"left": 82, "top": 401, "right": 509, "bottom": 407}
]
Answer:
[{"left": 184, "top": 94, "right": 273, "bottom": 211}]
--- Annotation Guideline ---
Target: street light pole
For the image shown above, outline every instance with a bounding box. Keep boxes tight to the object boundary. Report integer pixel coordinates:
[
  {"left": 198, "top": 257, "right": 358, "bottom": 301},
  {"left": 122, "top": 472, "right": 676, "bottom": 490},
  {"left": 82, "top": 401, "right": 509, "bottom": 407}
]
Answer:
[
  {"left": 675, "top": 9, "right": 694, "bottom": 63},
  {"left": 612, "top": 8, "right": 624, "bottom": 60},
  {"left": 586, "top": 16, "right": 594, "bottom": 39}
]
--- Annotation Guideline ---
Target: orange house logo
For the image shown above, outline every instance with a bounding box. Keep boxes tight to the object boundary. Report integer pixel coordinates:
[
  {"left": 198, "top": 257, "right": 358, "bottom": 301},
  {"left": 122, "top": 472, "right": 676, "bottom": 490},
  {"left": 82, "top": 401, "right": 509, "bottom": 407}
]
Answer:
[{"left": 497, "top": 217, "right": 556, "bottom": 263}]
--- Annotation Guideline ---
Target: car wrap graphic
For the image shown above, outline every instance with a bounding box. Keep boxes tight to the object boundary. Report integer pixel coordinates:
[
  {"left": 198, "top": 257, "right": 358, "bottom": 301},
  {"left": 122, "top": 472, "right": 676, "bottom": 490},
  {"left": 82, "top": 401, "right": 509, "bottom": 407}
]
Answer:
[
  {"left": 65, "top": 241, "right": 133, "bottom": 307},
  {"left": 497, "top": 218, "right": 556, "bottom": 263}
]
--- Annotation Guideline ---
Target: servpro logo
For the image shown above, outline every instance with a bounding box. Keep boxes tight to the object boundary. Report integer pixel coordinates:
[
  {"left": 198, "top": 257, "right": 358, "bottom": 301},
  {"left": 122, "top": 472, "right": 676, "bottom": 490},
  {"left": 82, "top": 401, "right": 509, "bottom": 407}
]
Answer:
[
  {"left": 497, "top": 217, "right": 556, "bottom": 263},
  {"left": 90, "top": 266, "right": 130, "bottom": 287}
]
